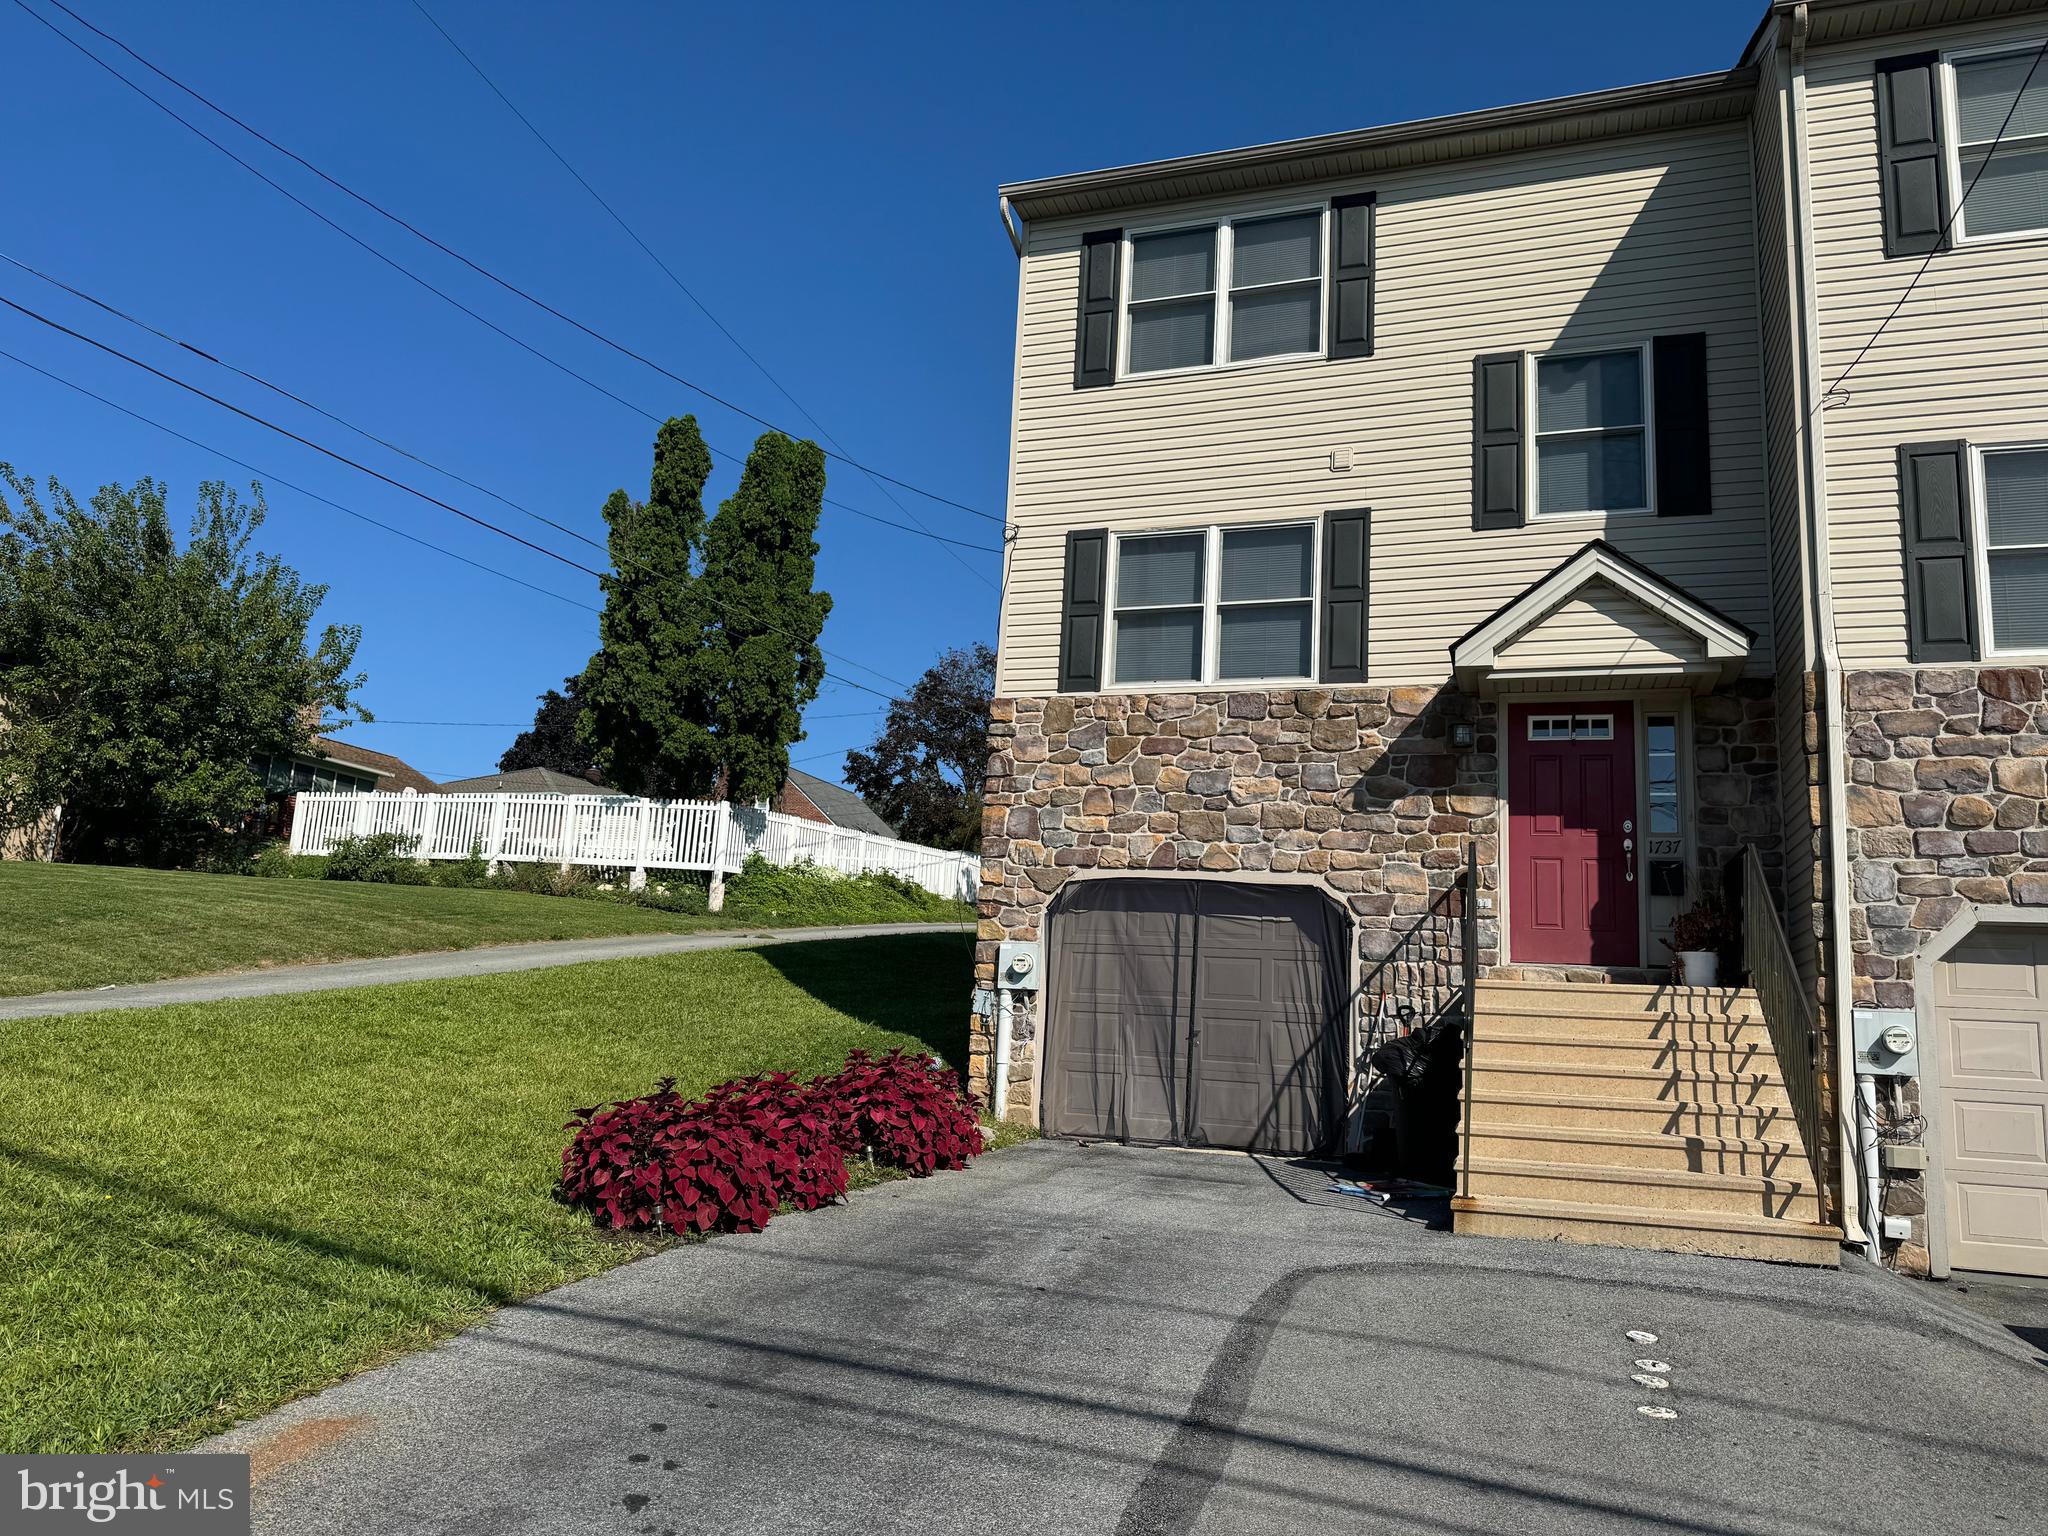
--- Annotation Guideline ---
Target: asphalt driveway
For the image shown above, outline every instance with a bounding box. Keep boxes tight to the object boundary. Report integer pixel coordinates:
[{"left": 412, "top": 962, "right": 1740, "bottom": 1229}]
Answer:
[{"left": 208, "top": 1141, "right": 2048, "bottom": 1535}]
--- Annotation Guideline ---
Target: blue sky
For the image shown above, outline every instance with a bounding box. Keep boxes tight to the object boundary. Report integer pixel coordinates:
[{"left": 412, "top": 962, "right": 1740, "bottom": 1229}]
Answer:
[{"left": 0, "top": 0, "right": 1760, "bottom": 785}]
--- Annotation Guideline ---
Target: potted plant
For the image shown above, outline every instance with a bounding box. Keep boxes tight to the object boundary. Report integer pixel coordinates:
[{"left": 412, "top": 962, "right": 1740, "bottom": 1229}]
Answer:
[{"left": 1666, "top": 895, "right": 1735, "bottom": 987}]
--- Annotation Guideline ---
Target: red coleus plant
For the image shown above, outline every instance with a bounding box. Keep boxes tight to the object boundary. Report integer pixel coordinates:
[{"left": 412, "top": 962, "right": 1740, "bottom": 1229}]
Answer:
[
  {"left": 558, "top": 1050, "right": 981, "bottom": 1236},
  {"left": 813, "top": 1049, "right": 984, "bottom": 1176}
]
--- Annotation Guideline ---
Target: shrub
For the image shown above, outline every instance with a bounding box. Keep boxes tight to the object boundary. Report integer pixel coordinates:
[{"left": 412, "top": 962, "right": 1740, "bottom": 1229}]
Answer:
[
  {"left": 813, "top": 1049, "right": 984, "bottom": 1176},
  {"left": 558, "top": 1073, "right": 845, "bottom": 1235},
  {"left": 557, "top": 1050, "right": 980, "bottom": 1236},
  {"left": 489, "top": 861, "right": 594, "bottom": 898},
  {"left": 240, "top": 841, "right": 329, "bottom": 879},
  {"left": 434, "top": 840, "right": 491, "bottom": 889},
  {"left": 722, "top": 855, "right": 969, "bottom": 926},
  {"left": 323, "top": 831, "right": 429, "bottom": 884}
]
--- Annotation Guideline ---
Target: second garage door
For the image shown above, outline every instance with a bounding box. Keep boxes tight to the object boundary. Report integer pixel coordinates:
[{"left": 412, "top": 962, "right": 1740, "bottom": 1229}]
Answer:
[
  {"left": 1041, "top": 878, "right": 1348, "bottom": 1156},
  {"left": 1933, "top": 924, "right": 2048, "bottom": 1278}
]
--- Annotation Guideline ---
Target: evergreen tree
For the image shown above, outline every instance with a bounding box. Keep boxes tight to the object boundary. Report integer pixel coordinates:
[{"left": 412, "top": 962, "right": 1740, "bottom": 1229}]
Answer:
[
  {"left": 577, "top": 417, "right": 716, "bottom": 796},
  {"left": 687, "top": 433, "right": 831, "bottom": 803}
]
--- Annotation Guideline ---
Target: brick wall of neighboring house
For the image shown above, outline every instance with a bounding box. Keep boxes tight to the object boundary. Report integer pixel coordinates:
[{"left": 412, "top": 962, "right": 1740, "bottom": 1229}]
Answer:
[
  {"left": 968, "top": 679, "right": 1782, "bottom": 1118},
  {"left": 771, "top": 781, "right": 832, "bottom": 826},
  {"left": 1841, "top": 666, "right": 2048, "bottom": 1011}
]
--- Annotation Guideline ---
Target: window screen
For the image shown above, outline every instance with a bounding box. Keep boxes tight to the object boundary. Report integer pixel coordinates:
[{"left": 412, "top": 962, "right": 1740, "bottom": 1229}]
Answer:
[
  {"left": 1218, "top": 525, "right": 1313, "bottom": 678},
  {"left": 1534, "top": 350, "right": 1648, "bottom": 514},
  {"left": 1127, "top": 228, "right": 1217, "bottom": 374},
  {"left": 1955, "top": 51, "right": 2048, "bottom": 239},
  {"left": 1983, "top": 447, "right": 2048, "bottom": 651},
  {"left": 1227, "top": 212, "right": 1321, "bottom": 362},
  {"left": 1113, "top": 533, "right": 1207, "bottom": 683}
]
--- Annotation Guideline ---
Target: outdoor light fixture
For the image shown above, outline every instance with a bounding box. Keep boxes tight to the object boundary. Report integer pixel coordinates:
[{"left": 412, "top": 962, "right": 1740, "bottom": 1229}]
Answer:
[{"left": 1449, "top": 723, "right": 1476, "bottom": 749}]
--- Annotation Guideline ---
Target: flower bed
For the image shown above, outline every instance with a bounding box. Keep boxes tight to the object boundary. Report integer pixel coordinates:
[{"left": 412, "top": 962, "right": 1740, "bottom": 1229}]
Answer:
[{"left": 558, "top": 1049, "right": 984, "bottom": 1235}]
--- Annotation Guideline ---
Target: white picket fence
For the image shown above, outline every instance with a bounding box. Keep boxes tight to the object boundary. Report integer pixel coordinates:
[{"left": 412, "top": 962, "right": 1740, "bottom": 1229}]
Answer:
[{"left": 287, "top": 790, "right": 980, "bottom": 902}]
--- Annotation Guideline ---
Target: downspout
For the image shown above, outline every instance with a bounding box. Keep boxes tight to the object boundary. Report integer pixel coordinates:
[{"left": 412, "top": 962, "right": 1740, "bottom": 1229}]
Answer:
[
  {"left": 998, "top": 194, "right": 1025, "bottom": 257},
  {"left": 1783, "top": 2, "right": 1870, "bottom": 1253}
]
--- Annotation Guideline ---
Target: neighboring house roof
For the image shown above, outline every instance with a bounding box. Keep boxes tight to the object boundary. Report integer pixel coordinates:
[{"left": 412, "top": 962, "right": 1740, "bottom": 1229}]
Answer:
[
  {"left": 784, "top": 769, "right": 898, "bottom": 838},
  {"left": 309, "top": 735, "right": 440, "bottom": 795},
  {"left": 438, "top": 766, "right": 618, "bottom": 796}
]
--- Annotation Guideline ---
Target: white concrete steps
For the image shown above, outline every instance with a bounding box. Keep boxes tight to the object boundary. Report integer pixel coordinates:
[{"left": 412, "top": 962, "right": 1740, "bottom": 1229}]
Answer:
[{"left": 1454, "top": 979, "right": 1841, "bottom": 1267}]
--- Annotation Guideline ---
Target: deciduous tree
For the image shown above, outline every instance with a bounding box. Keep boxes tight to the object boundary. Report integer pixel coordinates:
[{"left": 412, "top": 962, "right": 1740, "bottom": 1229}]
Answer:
[
  {"left": 0, "top": 468, "right": 364, "bottom": 866},
  {"left": 499, "top": 674, "right": 600, "bottom": 782},
  {"left": 843, "top": 643, "right": 994, "bottom": 851}
]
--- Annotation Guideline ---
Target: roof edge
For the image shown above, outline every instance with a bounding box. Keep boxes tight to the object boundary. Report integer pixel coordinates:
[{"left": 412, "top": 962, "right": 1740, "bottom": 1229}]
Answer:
[{"left": 998, "top": 66, "right": 1758, "bottom": 217}]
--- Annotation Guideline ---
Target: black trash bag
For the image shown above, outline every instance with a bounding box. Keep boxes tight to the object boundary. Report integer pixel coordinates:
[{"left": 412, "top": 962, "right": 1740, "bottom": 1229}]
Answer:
[{"left": 1373, "top": 1014, "right": 1466, "bottom": 1185}]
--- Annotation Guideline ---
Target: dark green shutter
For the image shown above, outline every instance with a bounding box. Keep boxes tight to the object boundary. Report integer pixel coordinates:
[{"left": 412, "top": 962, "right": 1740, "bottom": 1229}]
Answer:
[
  {"left": 1319, "top": 510, "right": 1369, "bottom": 683},
  {"left": 1473, "top": 352, "right": 1524, "bottom": 530},
  {"left": 1327, "top": 193, "right": 1375, "bottom": 360},
  {"left": 1899, "top": 441, "right": 1979, "bottom": 662},
  {"left": 1653, "top": 332, "right": 1711, "bottom": 517},
  {"left": 1074, "top": 231, "right": 1121, "bottom": 389},
  {"left": 1875, "top": 53, "right": 1950, "bottom": 259},
  {"left": 1058, "top": 529, "right": 1109, "bottom": 691}
]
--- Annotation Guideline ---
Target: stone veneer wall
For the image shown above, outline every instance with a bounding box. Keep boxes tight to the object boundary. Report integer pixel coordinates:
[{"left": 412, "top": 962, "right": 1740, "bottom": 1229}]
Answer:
[
  {"left": 968, "top": 679, "right": 1782, "bottom": 1119},
  {"left": 1841, "top": 666, "right": 2048, "bottom": 1011}
]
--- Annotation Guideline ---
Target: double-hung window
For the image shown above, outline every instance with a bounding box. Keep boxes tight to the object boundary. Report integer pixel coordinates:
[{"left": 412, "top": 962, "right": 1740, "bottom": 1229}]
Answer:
[
  {"left": 1122, "top": 210, "right": 1324, "bottom": 377},
  {"left": 1110, "top": 524, "right": 1317, "bottom": 684},
  {"left": 1950, "top": 46, "right": 2048, "bottom": 241},
  {"left": 1979, "top": 445, "right": 2048, "bottom": 652},
  {"left": 1532, "top": 346, "right": 1651, "bottom": 516}
]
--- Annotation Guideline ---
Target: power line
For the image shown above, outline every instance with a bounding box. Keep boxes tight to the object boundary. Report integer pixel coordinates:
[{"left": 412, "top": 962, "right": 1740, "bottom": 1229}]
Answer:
[
  {"left": 23, "top": 0, "right": 1003, "bottom": 530},
  {"left": 0, "top": 250, "right": 1002, "bottom": 556},
  {"left": 0, "top": 344, "right": 596, "bottom": 613},
  {"left": 0, "top": 295, "right": 910, "bottom": 700},
  {"left": 356, "top": 720, "right": 531, "bottom": 728},
  {"left": 404, "top": 0, "right": 998, "bottom": 590},
  {"left": 1821, "top": 39, "right": 2048, "bottom": 413},
  {"left": 4, "top": 341, "right": 904, "bottom": 706}
]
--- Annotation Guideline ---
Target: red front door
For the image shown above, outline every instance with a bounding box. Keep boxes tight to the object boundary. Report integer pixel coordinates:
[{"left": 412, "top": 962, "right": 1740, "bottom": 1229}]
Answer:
[{"left": 1508, "top": 703, "right": 1639, "bottom": 967}]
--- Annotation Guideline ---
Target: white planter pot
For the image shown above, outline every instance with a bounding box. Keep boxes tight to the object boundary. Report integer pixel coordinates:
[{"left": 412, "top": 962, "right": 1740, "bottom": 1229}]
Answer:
[{"left": 1678, "top": 950, "right": 1719, "bottom": 987}]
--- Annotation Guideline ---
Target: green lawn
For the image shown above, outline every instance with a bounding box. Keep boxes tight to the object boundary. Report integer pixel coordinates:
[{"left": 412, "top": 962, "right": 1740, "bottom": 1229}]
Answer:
[
  {"left": 0, "top": 862, "right": 963, "bottom": 997},
  {"left": 0, "top": 931, "right": 995, "bottom": 1454}
]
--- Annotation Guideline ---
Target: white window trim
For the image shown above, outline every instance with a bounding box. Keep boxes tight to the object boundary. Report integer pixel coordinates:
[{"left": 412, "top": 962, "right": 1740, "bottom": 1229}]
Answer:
[
  {"left": 1525, "top": 341, "right": 1657, "bottom": 519},
  {"left": 1104, "top": 520, "right": 1322, "bottom": 688},
  {"left": 1941, "top": 39, "right": 2048, "bottom": 248},
  {"left": 1116, "top": 206, "right": 1329, "bottom": 381},
  {"left": 1969, "top": 439, "right": 2048, "bottom": 659}
]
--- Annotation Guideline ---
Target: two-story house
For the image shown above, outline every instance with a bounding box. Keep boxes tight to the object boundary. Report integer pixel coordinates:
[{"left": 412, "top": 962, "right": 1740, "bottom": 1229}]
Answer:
[{"left": 974, "top": 0, "right": 2048, "bottom": 1278}]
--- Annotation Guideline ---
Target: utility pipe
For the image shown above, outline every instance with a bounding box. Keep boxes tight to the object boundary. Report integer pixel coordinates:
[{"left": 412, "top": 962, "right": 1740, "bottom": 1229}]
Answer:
[{"left": 992, "top": 986, "right": 1015, "bottom": 1121}]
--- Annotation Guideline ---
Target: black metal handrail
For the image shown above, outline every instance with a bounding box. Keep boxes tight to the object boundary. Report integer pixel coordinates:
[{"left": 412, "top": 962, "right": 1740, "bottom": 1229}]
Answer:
[
  {"left": 1741, "top": 842, "right": 1832, "bottom": 1221},
  {"left": 1355, "top": 844, "right": 1481, "bottom": 1072}
]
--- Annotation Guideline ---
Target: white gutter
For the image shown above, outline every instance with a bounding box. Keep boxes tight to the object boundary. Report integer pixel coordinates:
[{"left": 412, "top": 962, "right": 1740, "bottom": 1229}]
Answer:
[
  {"left": 998, "top": 194, "right": 1024, "bottom": 256},
  {"left": 1783, "top": 3, "right": 1869, "bottom": 1253}
]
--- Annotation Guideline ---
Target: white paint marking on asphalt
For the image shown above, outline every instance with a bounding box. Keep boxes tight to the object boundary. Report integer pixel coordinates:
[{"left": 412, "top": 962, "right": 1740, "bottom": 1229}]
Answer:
[
  {"left": 1634, "top": 1358, "right": 1672, "bottom": 1373},
  {"left": 1625, "top": 1329, "right": 1659, "bottom": 1345},
  {"left": 1631, "top": 1373, "right": 1671, "bottom": 1390},
  {"left": 1637, "top": 1404, "right": 1679, "bottom": 1420}
]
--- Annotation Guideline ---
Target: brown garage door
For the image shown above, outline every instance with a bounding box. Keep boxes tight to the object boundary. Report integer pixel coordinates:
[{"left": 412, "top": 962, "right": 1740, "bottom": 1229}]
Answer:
[
  {"left": 1933, "top": 926, "right": 2048, "bottom": 1277},
  {"left": 1041, "top": 879, "right": 1348, "bottom": 1156}
]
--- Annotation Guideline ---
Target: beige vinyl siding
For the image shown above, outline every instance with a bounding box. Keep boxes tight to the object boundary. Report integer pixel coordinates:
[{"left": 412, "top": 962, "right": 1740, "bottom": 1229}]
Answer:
[
  {"left": 1806, "top": 13, "right": 2048, "bottom": 666},
  {"left": 1752, "top": 44, "right": 1824, "bottom": 983},
  {"left": 1000, "top": 125, "right": 1773, "bottom": 695},
  {"left": 1495, "top": 582, "right": 1705, "bottom": 671}
]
